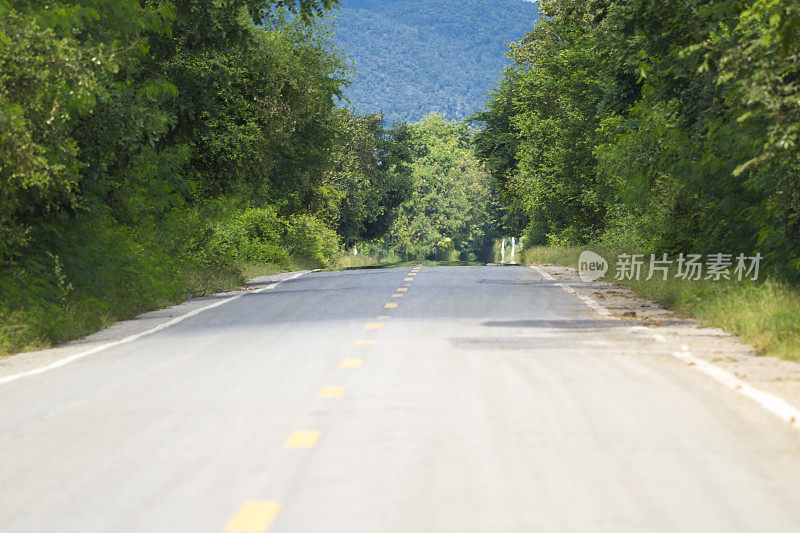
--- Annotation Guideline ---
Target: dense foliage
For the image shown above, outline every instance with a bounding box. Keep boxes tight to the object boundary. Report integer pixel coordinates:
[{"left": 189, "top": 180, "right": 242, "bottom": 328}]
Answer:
[
  {"left": 332, "top": 0, "right": 539, "bottom": 124},
  {"left": 473, "top": 0, "right": 800, "bottom": 280},
  {"left": 323, "top": 110, "right": 413, "bottom": 246},
  {"left": 364, "top": 114, "right": 494, "bottom": 261},
  {"left": 0, "top": 0, "right": 416, "bottom": 353}
]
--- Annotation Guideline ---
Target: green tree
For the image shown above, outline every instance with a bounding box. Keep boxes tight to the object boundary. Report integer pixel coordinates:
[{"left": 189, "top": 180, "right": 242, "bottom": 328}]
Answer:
[
  {"left": 474, "top": 0, "right": 800, "bottom": 279},
  {"left": 379, "top": 114, "right": 494, "bottom": 261},
  {"left": 323, "top": 109, "right": 413, "bottom": 247},
  {"left": 0, "top": 0, "right": 403, "bottom": 355}
]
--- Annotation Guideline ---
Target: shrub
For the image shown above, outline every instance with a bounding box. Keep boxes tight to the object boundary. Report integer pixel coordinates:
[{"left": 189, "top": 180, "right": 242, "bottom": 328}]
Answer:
[{"left": 284, "top": 214, "right": 341, "bottom": 267}]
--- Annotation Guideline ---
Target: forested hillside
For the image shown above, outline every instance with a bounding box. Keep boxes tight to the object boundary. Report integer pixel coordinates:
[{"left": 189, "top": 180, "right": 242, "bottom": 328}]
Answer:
[
  {"left": 0, "top": 0, "right": 414, "bottom": 354},
  {"left": 474, "top": 0, "right": 800, "bottom": 281},
  {"left": 332, "top": 0, "right": 539, "bottom": 124}
]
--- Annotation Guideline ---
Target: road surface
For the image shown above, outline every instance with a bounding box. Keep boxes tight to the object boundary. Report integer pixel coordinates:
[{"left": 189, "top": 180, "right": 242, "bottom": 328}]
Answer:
[{"left": 2, "top": 266, "right": 800, "bottom": 532}]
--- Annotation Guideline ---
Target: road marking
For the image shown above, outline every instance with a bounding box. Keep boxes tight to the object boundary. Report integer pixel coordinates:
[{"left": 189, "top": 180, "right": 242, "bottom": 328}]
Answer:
[
  {"left": 556, "top": 283, "right": 611, "bottom": 316},
  {"left": 529, "top": 265, "right": 554, "bottom": 280},
  {"left": 672, "top": 346, "right": 800, "bottom": 430},
  {"left": 355, "top": 340, "right": 375, "bottom": 345},
  {"left": 627, "top": 326, "right": 800, "bottom": 432},
  {"left": 0, "top": 272, "right": 307, "bottom": 386},
  {"left": 318, "top": 386, "right": 345, "bottom": 399},
  {"left": 226, "top": 501, "right": 281, "bottom": 532},
  {"left": 528, "top": 265, "right": 610, "bottom": 316},
  {"left": 391, "top": 294, "right": 403, "bottom": 298},
  {"left": 404, "top": 277, "right": 414, "bottom": 281},
  {"left": 533, "top": 263, "right": 800, "bottom": 433},
  {"left": 385, "top": 303, "right": 398, "bottom": 308},
  {"left": 396, "top": 288, "right": 408, "bottom": 292},
  {"left": 339, "top": 358, "right": 363, "bottom": 368},
  {"left": 255, "top": 271, "right": 304, "bottom": 292},
  {"left": 408, "top": 273, "right": 417, "bottom": 276},
  {"left": 376, "top": 315, "right": 391, "bottom": 320},
  {"left": 364, "top": 323, "right": 384, "bottom": 330},
  {"left": 284, "top": 431, "right": 321, "bottom": 449}
]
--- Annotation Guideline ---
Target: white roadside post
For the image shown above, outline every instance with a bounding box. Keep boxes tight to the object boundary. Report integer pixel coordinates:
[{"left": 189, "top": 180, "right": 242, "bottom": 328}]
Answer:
[
  {"left": 501, "top": 238, "right": 506, "bottom": 263},
  {"left": 511, "top": 237, "right": 516, "bottom": 263}
]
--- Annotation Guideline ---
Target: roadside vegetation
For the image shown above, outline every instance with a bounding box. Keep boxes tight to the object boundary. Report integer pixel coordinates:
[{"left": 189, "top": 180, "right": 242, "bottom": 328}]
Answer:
[
  {"left": 0, "top": 0, "right": 420, "bottom": 355},
  {"left": 473, "top": 0, "right": 800, "bottom": 280},
  {"left": 5, "top": 0, "right": 799, "bottom": 363},
  {"left": 362, "top": 114, "right": 495, "bottom": 262},
  {"left": 473, "top": 0, "right": 800, "bottom": 360}
]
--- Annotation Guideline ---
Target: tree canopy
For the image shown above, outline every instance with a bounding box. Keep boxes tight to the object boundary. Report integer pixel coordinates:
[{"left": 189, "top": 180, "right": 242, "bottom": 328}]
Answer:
[
  {"left": 366, "top": 114, "right": 494, "bottom": 261},
  {"left": 0, "top": 0, "right": 417, "bottom": 353},
  {"left": 473, "top": 0, "right": 800, "bottom": 279}
]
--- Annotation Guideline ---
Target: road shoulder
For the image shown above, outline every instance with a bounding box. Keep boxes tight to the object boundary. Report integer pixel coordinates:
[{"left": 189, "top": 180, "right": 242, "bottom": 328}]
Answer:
[
  {"left": 0, "top": 271, "right": 308, "bottom": 382},
  {"left": 532, "top": 262, "right": 800, "bottom": 427}
]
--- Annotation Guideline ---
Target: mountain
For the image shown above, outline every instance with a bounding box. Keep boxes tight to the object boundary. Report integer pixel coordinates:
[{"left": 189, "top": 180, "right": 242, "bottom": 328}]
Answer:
[{"left": 331, "top": 0, "right": 539, "bottom": 124}]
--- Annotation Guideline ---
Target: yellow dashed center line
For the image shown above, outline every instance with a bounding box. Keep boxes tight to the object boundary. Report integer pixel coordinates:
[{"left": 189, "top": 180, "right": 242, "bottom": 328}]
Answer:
[
  {"left": 232, "top": 276, "right": 406, "bottom": 532},
  {"left": 318, "top": 386, "right": 345, "bottom": 399},
  {"left": 226, "top": 501, "right": 281, "bottom": 533},
  {"left": 284, "top": 431, "right": 321, "bottom": 449},
  {"left": 376, "top": 315, "right": 391, "bottom": 320}
]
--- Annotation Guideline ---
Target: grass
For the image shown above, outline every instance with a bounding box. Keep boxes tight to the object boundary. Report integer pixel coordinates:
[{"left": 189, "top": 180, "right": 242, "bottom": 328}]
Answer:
[
  {"left": 523, "top": 246, "right": 800, "bottom": 361},
  {"left": 240, "top": 262, "right": 297, "bottom": 280},
  {"left": 241, "top": 253, "right": 367, "bottom": 281},
  {"left": 328, "top": 252, "right": 486, "bottom": 271},
  {"left": 334, "top": 253, "right": 400, "bottom": 269},
  {"left": 0, "top": 262, "right": 244, "bottom": 358},
  {"left": 328, "top": 257, "right": 486, "bottom": 271},
  {"left": 0, "top": 251, "right": 413, "bottom": 357},
  {"left": 1, "top": 258, "right": 309, "bottom": 358},
  {"left": 241, "top": 255, "right": 395, "bottom": 278}
]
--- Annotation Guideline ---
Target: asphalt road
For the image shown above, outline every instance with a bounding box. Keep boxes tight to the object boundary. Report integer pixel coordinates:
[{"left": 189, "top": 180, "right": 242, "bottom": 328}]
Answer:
[{"left": 2, "top": 266, "right": 800, "bottom": 533}]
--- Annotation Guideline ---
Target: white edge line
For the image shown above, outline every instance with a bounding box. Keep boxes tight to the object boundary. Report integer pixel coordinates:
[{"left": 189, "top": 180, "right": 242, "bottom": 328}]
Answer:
[
  {"left": 673, "top": 349, "right": 800, "bottom": 429},
  {"left": 0, "top": 272, "right": 306, "bottom": 386},
  {"left": 529, "top": 264, "right": 554, "bottom": 281},
  {"left": 555, "top": 283, "right": 611, "bottom": 316},
  {"left": 638, "top": 314, "right": 800, "bottom": 430},
  {"left": 533, "top": 265, "right": 800, "bottom": 431},
  {"left": 529, "top": 265, "right": 610, "bottom": 316}
]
